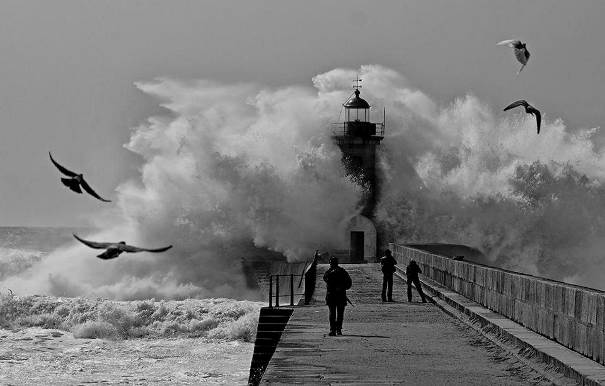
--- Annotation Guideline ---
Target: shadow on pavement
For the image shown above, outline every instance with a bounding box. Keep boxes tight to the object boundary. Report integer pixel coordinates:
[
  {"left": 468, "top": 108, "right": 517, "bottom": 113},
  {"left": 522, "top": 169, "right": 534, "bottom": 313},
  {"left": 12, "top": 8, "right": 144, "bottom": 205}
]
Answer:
[{"left": 339, "top": 334, "right": 390, "bottom": 339}]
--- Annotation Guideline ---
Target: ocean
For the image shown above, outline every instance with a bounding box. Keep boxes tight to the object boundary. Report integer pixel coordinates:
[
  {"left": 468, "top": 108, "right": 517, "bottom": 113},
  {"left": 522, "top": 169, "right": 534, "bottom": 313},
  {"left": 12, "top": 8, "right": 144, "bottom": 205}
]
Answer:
[
  {"left": 0, "top": 226, "right": 85, "bottom": 282},
  {"left": 0, "top": 226, "right": 260, "bottom": 384}
]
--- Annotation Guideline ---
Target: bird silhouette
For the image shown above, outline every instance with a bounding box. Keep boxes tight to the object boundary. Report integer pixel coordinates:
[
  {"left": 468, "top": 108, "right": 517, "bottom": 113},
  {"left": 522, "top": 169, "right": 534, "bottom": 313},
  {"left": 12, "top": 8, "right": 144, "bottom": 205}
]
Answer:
[
  {"left": 503, "top": 100, "right": 542, "bottom": 134},
  {"left": 73, "top": 234, "right": 173, "bottom": 260},
  {"left": 497, "top": 39, "right": 530, "bottom": 74},
  {"left": 49, "top": 152, "right": 111, "bottom": 202}
]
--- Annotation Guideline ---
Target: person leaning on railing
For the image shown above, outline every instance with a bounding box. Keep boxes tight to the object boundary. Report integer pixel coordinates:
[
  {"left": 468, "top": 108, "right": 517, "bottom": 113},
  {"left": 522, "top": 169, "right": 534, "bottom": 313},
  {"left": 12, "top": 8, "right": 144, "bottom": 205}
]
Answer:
[{"left": 406, "top": 260, "right": 427, "bottom": 303}]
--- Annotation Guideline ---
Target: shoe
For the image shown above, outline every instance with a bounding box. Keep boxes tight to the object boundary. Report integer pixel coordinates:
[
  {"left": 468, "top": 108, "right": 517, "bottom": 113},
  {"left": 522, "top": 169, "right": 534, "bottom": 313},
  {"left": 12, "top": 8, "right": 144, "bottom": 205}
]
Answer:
[
  {"left": 336, "top": 330, "right": 342, "bottom": 336},
  {"left": 328, "top": 331, "right": 336, "bottom": 336}
]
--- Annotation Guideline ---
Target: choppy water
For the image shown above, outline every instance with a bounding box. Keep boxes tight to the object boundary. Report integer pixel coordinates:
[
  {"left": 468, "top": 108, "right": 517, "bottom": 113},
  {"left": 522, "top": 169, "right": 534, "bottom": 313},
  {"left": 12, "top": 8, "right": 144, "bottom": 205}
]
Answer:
[
  {"left": 0, "top": 226, "right": 86, "bottom": 252},
  {"left": 0, "top": 226, "right": 260, "bottom": 384},
  {"left": 0, "top": 226, "right": 86, "bottom": 282}
]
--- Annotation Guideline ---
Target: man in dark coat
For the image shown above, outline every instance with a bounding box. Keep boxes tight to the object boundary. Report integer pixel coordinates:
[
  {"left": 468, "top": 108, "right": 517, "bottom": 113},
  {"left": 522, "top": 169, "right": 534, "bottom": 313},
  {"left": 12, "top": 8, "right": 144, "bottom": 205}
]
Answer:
[
  {"left": 380, "top": 249, "right": 397, "bottom": 302},
  {"left": 406, "top": 260, "right": 427, "bottom": 303},
  {"left": 323, "top": 256, "right": 352, "bottom": 336}
]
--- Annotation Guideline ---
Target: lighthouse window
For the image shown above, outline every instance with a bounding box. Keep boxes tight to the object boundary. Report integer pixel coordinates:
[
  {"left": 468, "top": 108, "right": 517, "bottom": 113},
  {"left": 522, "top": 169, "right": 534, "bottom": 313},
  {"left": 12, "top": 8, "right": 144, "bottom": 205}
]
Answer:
[{"left": 346, "top": 108, "right": 367, "bottom": 122}]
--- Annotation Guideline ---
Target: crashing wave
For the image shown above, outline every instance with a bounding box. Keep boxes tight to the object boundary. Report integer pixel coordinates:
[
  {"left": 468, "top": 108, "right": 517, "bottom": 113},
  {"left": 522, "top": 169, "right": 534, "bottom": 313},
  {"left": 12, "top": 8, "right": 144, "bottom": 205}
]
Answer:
[
  {"left": 0, "top": 293, "right": 262, "bottom": 342},
  {"left": 2, "top": 64, "right": 605, "bottom": 296},
  {"left": 0, "top": 248, "right": 45, "bottom": 280}
]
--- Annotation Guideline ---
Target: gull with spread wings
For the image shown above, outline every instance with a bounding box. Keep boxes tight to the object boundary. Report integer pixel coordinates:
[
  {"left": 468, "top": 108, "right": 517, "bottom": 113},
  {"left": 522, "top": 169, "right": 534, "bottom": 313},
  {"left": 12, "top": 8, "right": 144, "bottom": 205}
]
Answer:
[
  {"left": 497, "top": 39, "right": 530, "bottom": 74},
  {"left": 503, "top": 100, "right": 542, "bottom": 134},
  {"left": 49, "top": 152, "right": 111, "bottom": 202},
  {"left": 73, "top": 234, "right": 173, "bottom": 260}
]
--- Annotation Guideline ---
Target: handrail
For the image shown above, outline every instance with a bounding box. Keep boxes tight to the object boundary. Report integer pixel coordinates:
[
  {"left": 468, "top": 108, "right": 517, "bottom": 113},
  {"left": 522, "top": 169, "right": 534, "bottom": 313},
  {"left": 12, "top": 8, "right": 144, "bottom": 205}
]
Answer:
[
  {"left": 268, "top": 274, "right": 305, "bottom": 307},
  {"left": 266, "top": 253, "right": 321, "bottom": 307}
]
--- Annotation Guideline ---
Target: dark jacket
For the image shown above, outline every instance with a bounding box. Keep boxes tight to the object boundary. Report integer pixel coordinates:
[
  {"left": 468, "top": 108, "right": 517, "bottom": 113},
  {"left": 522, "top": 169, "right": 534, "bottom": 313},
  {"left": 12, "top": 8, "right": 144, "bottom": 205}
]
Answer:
[
  {"left": 406, "top": 261, "right": 422, "bottom": 280},
  {"left": 323, "top": 266, "right": 352, "bottom": 306},
  {"left": 380, "top": 255, "right": 397, "bottom": 274}
]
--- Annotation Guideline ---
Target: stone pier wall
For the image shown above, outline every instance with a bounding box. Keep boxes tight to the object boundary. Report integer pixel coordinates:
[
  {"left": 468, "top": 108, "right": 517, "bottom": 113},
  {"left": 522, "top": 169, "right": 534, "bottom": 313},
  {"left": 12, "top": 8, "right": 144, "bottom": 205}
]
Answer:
[
  {"left": 390, "top": 243, "right": 605, "bottom": 365},
  {"left": 246, "top": 261, "right": 308, "bottom": 385}
]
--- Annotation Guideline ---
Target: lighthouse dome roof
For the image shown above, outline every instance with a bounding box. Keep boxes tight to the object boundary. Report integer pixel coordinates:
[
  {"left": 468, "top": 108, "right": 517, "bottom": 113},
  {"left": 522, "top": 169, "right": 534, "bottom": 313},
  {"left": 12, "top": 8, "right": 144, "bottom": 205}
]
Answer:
[{"left": 343, "top": 89, "right": 370, "bottom": 109}]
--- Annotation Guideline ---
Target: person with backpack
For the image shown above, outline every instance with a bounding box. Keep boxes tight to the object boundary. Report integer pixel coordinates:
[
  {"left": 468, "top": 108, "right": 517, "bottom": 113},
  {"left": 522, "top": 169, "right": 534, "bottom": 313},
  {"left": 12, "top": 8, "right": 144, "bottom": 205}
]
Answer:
[
  {"left": 380, "top": 249, "right": 397, "bottom": 302},
  {"left": 323, "top": 256, "right": 352, "bottom": 336}
]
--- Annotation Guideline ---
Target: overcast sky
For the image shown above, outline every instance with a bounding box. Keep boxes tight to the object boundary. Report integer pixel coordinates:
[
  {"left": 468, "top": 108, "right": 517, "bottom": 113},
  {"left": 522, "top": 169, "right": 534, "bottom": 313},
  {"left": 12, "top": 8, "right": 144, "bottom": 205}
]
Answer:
[{"left": 1, "top": 0, "right": 604, "bottom": 226}]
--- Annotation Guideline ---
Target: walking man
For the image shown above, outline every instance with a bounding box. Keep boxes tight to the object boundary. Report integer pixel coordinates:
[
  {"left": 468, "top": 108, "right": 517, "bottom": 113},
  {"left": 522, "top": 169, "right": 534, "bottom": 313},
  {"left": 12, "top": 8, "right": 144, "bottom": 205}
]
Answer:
[
  {"left": 406, "top": 260, "right": 427, "bottom": 303},
  {"left": 380, "top": 249, "right": 397, "bottom": 302},
  {"left": 323, "top": 256, "right": 352, "bottom": 336}
]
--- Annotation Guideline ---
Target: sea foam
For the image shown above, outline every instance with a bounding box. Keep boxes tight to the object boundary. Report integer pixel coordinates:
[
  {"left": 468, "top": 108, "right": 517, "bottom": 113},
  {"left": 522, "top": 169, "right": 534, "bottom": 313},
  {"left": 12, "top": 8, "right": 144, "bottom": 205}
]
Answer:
[{"left": 0, "top": 293, "right": 262, "bottom": 341}]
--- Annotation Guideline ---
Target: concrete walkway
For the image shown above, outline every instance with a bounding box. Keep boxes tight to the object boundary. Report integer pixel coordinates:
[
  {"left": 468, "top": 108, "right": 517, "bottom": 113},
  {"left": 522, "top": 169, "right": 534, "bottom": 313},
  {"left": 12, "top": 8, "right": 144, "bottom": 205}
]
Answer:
[
  {"left": 397, "top": 268, "right": 605, "bottom": 386},
  {"left": 262, "top": 264, "right": 558, "bottom": 385}
]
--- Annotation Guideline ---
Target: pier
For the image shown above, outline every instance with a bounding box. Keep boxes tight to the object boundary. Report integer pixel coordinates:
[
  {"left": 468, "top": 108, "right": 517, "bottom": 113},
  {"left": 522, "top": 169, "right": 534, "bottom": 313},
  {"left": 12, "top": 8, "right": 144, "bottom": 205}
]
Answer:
[{"left": 249, "top": 245, "right": 605, "bottom": 385}]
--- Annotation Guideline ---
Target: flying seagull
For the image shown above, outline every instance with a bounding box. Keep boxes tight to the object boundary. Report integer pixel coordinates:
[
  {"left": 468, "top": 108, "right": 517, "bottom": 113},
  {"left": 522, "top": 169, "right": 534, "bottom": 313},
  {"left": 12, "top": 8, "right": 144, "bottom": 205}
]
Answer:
[
  {"left": 49, "top": 152, "right": 111, "bottom": 202},
  {"left": 73, "top": 234, "right": 173, "bottom": 260},
  {"left": 503, "top": 100, "right": 542, "bottom": 134},
  {"left": 497, "top": 39, "right": 530, "bottom": 74}
]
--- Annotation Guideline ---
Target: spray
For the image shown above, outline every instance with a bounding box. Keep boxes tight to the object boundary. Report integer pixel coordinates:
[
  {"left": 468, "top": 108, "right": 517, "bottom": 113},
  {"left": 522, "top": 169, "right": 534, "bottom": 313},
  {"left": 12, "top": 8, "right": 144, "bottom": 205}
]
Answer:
[{"left": 3, "top": 65, "right": 605, "bottom": 297}]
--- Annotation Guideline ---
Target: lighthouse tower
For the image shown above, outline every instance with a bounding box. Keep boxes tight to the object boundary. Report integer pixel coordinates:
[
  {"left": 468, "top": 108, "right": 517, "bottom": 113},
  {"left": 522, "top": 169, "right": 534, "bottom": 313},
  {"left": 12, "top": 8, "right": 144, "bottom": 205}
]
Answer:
[{"left": 332, "top": 79, "right": 385, "bottom": 262}]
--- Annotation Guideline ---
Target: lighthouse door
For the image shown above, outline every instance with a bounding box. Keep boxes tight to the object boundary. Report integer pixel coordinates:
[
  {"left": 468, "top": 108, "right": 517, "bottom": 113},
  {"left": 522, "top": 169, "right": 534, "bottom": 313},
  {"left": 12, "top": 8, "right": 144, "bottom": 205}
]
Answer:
[{"left": 350, "top": 231, "right": 364, "bottom": 263}]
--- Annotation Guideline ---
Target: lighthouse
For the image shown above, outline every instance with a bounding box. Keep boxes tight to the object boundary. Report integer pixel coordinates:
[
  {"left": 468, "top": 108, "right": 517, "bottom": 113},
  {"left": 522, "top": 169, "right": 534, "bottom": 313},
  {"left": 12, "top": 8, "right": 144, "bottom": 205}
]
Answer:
[{"left": 332, "top": 79, "right": 385, "bottom": 262}]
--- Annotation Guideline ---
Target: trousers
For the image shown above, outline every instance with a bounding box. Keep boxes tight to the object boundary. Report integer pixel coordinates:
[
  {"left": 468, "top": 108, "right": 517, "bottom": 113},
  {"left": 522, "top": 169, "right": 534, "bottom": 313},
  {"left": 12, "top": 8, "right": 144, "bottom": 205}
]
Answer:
[
  {"left": 407, "top": 277, "right": 426, "bottom": 302},
  {"left": 382, "top": 273, "right": 393, "bottom": 301},
  {"left": 328, "top": 303, "right": 345, "bottom": 332}
]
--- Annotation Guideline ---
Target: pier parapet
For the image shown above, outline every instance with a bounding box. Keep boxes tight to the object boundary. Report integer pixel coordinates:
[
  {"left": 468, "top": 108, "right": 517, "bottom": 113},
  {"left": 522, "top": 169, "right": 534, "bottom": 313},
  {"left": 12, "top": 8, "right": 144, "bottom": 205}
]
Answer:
[{"left": 391, "top": 243, "right": 605, "bottom": 365}]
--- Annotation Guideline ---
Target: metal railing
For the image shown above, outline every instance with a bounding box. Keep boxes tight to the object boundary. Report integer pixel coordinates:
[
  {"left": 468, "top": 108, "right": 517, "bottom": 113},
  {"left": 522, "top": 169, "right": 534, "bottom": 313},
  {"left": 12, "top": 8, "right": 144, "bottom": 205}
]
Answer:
[
  {"left": 266, "top": 254, "right": 321, "bottom": 308},
  {"left": 268, "top": 274, "right": 304, "bottom": 307}
]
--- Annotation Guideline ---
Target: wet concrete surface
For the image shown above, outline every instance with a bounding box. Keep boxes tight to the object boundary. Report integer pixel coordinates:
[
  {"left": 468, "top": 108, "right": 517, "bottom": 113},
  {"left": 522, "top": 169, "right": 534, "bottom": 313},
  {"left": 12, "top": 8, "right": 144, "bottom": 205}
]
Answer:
[{"left": 262, "top": 264, "right": 554, "bottom": 385}]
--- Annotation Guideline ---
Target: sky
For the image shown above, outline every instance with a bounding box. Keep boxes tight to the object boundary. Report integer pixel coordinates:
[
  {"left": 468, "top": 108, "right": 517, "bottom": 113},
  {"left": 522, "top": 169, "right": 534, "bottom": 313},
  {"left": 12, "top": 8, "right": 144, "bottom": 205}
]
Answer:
[{"left": 1, "top": 0, "right": 604, "bottom": 227}]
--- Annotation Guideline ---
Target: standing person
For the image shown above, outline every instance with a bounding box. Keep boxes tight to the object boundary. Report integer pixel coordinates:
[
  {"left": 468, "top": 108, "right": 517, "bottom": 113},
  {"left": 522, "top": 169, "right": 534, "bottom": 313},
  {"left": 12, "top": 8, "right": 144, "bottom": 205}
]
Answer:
[
  {"left": 406, "top": 260, "right": 427, "bottom": 303},
  {"left": 323, "top": 256, "right": 352, "bottom": 336},
  {"left": 380, "top": 249, "right": 397, "bottom": 302}
]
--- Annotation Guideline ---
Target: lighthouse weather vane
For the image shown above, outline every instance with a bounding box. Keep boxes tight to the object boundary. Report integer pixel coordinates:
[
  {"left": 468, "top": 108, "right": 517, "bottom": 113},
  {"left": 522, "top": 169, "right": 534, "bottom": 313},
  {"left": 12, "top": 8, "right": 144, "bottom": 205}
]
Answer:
[{"left": 353, "top": 76, "right": 362, "bottom": 91}]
